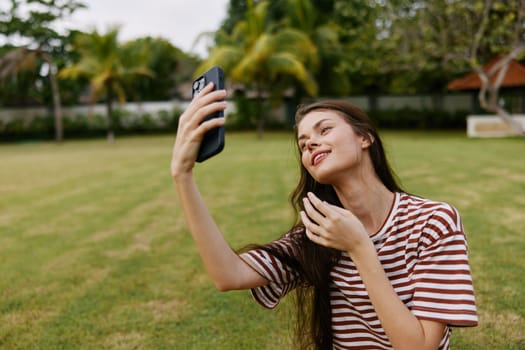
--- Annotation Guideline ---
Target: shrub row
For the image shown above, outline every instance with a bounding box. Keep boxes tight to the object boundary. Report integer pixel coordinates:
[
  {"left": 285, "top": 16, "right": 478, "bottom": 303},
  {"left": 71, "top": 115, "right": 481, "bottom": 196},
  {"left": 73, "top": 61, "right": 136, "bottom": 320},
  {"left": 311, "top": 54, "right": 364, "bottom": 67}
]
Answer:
[
  {"left": 0, "top": 108, "right": 183, "bottom": 141},
  {"left": 226, "top": 96, "right": 470, "bottom": 131},
  {"left": 0, "top": 105, "right": 470, "bottom": 141},
  {"left": 369, "top": 107, "right": 469, "bottom": 130},
  {"left": 225, "top": 106, "right": 470, "bottom": 131}
]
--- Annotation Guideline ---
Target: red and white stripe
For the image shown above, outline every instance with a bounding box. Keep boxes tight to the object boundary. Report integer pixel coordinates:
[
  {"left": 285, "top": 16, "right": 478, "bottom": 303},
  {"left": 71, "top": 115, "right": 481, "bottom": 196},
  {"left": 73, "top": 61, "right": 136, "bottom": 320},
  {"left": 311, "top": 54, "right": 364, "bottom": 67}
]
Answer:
[{"left": 242, "top": 192, "right": 478, "bottom": 349}]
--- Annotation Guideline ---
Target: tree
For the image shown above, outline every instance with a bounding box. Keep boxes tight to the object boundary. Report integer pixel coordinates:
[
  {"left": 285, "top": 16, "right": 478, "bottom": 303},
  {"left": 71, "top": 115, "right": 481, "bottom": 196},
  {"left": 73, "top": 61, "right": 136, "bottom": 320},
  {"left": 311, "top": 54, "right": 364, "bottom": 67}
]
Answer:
[
  {"left": 0, "top": 44, "right": 41, "bottom": 106},
  {"left": 220, "top": 0, "right": 368, "bottom": 96},
  {"left": 325, "top": 0, "right": 395, "bottom": 95},
  {"left": 0, "top": 0, "right": 86, "bottom": 141},
  {"left": 123, "top": 37, "right": 198, "bottom": 101},
  {"left": 380, "top": 0, "right": 525, "bottom": 134},
  {"left": 463, "top": 0, "right": 525, "bottom": 135},
  {"left": 283, "top": 0, "right": 349, "bottom": 97},
  {"left": 59, "top": 27, "right": 153, "bottom": 142},
  {"left": 219, "top": 0, "right": 251, "bottom": 34},
  {"left": 199, "top": 0, "right": 318, "bottom": 137}
]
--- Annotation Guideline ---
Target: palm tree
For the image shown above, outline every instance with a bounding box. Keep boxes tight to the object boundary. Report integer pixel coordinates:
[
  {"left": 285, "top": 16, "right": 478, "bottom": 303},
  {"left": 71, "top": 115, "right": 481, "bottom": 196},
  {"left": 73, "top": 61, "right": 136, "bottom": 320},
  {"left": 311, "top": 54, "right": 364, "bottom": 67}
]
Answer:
[
  {"left": 197, "top": 0, "right": 318, "bottom": 138},
  {"left": 284, "top": 0, "right": 349, "bottom": 97},
  {"left": 0, "top": 47, "right": 65, "bottom": 142},
  {"left": 59, "top": 27, "right": 152, "bottom": 142}
]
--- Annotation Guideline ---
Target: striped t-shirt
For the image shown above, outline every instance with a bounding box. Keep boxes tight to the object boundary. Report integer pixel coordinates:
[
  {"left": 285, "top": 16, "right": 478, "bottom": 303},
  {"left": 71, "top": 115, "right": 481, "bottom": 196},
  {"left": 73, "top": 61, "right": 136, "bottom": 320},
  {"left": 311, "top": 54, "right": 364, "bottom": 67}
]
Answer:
[{"left": 241, "top": 192, "right": 478, "bottom": 349}]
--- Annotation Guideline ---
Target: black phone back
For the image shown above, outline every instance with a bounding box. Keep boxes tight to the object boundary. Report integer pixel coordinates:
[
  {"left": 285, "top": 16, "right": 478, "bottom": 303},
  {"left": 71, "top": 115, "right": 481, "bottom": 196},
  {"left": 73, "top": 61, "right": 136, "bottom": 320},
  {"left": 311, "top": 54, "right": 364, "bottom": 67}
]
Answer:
[{"left": 191, "top": 66, "right": 225, "bottom": 162}]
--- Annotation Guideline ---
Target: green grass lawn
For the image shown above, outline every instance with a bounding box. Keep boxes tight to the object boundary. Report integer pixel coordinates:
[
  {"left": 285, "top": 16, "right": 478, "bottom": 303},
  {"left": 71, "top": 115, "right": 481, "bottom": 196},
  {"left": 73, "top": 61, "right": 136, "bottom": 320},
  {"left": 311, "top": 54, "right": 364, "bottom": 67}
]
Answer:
[{"left": 0, "top": 131, "right": 524, "bottom": 349}]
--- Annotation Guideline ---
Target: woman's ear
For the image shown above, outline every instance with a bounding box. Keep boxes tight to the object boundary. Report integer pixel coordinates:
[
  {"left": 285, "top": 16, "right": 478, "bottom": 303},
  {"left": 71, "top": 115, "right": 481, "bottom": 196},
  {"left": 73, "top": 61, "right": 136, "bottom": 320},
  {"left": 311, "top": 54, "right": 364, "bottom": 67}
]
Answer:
[{"left": 361, "top": 133, "right": 374, "bottom": 149}]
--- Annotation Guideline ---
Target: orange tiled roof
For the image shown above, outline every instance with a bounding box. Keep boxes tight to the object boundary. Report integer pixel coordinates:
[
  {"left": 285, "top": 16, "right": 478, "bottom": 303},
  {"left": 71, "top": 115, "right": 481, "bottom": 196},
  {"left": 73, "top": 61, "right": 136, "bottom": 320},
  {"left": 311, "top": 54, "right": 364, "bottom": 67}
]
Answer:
[{"left": 448, "top": 56, "right": 525, "bottom": 90}]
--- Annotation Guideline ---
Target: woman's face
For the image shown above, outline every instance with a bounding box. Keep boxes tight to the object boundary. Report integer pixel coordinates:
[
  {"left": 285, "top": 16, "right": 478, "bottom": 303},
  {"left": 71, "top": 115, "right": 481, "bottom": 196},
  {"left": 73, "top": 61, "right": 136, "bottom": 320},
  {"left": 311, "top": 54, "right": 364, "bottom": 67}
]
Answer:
[{"left": 297, "top": 110, "right": 371, "bottom": 184}]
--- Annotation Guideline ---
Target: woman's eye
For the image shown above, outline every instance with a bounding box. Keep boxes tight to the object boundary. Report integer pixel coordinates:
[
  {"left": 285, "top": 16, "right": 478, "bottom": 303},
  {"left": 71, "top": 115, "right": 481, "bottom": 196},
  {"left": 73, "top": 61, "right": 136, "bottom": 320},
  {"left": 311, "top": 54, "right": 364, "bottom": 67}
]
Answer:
[{"left": 321, "top": 126, "right": 331, "bottom": 134}]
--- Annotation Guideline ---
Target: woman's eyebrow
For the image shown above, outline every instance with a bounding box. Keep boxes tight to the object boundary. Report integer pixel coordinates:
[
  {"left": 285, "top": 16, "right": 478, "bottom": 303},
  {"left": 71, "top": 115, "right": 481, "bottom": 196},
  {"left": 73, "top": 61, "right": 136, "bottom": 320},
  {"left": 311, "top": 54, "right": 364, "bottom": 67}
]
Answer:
[{"left": 298, "top": 118, "right": 330, "bottom": 141}]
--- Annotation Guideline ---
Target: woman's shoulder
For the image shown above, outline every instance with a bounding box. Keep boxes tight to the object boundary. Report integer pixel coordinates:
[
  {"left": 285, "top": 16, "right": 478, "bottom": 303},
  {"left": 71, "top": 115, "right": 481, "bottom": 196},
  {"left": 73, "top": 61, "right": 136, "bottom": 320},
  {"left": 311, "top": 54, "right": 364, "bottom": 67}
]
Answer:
[
  {"left": 396, "top": 192, "right": 462, "bottom": 232},
  {"left": 398, "top": 192, "right": 459, "bottom": 214}
]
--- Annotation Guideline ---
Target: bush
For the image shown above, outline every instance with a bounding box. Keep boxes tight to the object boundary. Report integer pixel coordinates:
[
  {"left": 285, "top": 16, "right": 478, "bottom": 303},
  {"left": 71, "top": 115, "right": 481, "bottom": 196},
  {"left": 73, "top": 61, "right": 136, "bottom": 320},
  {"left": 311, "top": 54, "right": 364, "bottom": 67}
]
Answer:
[
  {"left": 0, "top": 107, "right": 184, "bottom": 141},
  {"left": 369, "top": 107, "right": 468, "bottom": 130},
  {"left": 226, "top": 91, "right": 258, "bottom": 130},
  {"left": 227, "top": 93, "right": 290, "bottom": 131},
  {"left": 0, "top": 103, "right": 469, "bottom": 142},
  {"left": 226, "top": 95, "right": 469, "bottom": 132},
  {"left": 0, "top": 115, "right": 54, "bottom": 141}
]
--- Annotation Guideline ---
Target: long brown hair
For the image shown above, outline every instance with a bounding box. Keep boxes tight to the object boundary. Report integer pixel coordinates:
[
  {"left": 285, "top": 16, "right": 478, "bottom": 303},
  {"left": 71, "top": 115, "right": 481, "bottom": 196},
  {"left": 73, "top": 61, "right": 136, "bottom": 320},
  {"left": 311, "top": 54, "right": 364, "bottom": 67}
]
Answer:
[{"left": 259, "top": 101, "right": 402, "bottom": 349}]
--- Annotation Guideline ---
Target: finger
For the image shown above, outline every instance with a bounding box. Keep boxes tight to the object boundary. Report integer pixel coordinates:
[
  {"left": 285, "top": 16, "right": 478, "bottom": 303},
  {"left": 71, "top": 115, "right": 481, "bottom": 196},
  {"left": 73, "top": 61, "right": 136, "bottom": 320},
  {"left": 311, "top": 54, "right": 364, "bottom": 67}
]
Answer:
[
  {"left": 195, "top": 86, "right": 227, "bottom": 107},
  {"left": 306, "top": 192, "right": 340, "bottom": 218},
  {"left": 195, "top": 81, "right": 216, "bottom": 98},
  {"left": 305, "top": 192, "right": 332, "bottom": 219},
  {"left": 180, "top": 87, "right": 227, "bottom": 124},
  {"left": 181, "top": 100, "right": 227, "bottom": 132},
  {"left": 181, "top": 83, "right": 216, "bottom": 119},
  {"left": 301, "top": 210, "right": 330, "bottom": 240},
  {"left": 300, "top": 211, "right": 320, "bottom": 235},
  {"left": 175, "top": 101, "right": 226, "bottom": 155},
  {"left": 302, "top": 197, "right": 325, "bottom": 226},
  {"left": 196, "top": 114, "right": 226, "bottom": 134},
  {"left": 301, "top": 211, "right": 329, "bottom": 246},
  {"left": 193, "top": 84, "right": 227, "bottom": 107},
  {"left": 194, "top": 100, "right": 227, "bottom": 125}
]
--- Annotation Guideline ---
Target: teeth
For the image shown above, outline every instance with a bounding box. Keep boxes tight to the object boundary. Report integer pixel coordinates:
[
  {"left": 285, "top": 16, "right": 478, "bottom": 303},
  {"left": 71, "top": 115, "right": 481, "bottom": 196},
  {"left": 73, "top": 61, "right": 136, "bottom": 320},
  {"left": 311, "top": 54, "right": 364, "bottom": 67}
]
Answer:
[{"left": 313, "top": 152, "right": 328, "bottom": 164}]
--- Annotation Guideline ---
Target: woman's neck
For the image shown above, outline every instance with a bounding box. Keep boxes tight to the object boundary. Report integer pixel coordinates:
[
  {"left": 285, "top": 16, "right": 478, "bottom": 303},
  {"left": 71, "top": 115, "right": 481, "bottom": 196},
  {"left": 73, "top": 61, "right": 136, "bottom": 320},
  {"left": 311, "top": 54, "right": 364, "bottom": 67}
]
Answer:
[{"left": 333, "top": 175, "right": 395, "bottom": 235}]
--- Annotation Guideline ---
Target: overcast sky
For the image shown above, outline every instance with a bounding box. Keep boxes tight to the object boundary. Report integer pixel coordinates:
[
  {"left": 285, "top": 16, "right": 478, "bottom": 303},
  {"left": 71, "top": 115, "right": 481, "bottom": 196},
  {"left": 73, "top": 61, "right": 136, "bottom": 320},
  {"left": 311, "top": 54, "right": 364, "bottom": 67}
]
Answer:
[{"left": 58, "top": 0, "right": 230, "bottom": 57}]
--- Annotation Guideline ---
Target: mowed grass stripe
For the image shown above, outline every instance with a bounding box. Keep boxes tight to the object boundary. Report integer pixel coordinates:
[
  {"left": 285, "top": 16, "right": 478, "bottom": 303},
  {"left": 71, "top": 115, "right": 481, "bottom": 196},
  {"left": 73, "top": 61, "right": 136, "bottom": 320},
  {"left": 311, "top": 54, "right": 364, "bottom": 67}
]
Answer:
[
  {"left": 1, "top": 165, "right": 171, "bottom": 271},
  {"left": 0, "top": 144, "right": 168, "bottom": 228}
]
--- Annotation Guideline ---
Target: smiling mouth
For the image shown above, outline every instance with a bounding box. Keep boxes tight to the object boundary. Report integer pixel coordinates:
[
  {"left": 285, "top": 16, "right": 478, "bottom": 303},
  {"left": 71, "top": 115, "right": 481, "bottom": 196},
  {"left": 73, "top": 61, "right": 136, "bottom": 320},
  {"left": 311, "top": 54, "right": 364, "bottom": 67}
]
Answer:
[{"left": 312, "top": 151, "right": 330, "bottom": 166}]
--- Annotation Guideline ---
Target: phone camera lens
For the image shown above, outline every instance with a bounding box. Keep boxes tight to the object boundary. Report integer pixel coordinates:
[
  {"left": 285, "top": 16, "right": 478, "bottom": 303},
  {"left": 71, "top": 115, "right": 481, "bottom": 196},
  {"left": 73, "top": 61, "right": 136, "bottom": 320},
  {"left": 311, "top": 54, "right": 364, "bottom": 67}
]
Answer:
[{"left": 193, "top": 81, "right": 200, "bottom": 91}]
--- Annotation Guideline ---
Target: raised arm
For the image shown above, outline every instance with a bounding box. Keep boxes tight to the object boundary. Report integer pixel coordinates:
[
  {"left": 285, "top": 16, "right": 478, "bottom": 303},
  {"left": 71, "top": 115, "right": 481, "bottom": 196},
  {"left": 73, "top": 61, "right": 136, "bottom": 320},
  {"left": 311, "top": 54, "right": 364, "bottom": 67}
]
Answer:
[{"left": 171, "top": 83, "right": 267, "bottom": 291}]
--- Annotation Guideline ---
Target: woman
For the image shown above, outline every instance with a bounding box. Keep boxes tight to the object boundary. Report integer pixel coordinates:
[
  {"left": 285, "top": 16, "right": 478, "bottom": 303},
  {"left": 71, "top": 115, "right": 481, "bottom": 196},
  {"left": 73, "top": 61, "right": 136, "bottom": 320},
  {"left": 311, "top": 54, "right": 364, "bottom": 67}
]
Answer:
[{"left": 171, "top": 82, "right": 478, "bottom": 350}]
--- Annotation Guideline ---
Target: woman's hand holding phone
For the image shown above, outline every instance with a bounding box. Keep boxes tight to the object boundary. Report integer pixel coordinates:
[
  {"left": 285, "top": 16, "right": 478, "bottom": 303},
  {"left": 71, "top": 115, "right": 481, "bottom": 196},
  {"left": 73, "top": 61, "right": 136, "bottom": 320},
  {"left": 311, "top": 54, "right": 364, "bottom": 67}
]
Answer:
[{"left": 171, "top": 83, "right": 227, "bottom": 181}]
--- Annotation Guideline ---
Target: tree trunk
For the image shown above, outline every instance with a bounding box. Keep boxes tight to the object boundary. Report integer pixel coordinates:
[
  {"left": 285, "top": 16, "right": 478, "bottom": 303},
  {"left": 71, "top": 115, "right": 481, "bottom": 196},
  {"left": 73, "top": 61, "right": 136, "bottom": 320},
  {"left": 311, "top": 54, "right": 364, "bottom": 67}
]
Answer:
[
  {"left": 255, "top": 82, "right": 264, "bottom": 139},
  {"left": 41, "top": 52, "right": 63, "bottom": 142},
  {"left": 475, "top": 50, "right": 525, "bottom": 136},
  {"left": 106, "top": 82, "right": 115, "bottom": 143}
]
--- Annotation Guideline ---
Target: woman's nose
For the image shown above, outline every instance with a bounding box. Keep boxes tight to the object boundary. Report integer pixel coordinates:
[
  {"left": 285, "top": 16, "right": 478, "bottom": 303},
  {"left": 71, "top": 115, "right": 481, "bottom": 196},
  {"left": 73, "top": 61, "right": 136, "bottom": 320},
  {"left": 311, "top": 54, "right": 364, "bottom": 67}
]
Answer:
[{"left": 306, "top": 138, "right": 319, "bottom": 150}]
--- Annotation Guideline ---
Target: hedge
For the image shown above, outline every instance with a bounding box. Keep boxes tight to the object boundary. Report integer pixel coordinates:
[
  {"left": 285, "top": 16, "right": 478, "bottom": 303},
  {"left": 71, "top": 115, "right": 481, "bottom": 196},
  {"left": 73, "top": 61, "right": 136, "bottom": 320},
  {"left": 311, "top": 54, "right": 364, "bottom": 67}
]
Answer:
[
  {"left": 0, "top": 107, "right": 183, "bottom": 141},
  {"left": 0, "top": 105, "right": 469, "bottom": 142}
]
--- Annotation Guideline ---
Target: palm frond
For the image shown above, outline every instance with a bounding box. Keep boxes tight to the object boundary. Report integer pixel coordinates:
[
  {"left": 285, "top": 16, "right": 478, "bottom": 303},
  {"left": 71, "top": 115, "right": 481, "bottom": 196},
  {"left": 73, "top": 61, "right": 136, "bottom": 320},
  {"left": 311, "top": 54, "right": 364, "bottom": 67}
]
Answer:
[
  {"left": 197, "top": 46, "right": 243, "bottom": 77},
  {"left": 313, "top": 24, "right": 340, "bottom": 50},
  {"left": 113, "top": 82, "right": 127, "bottom": 104},
  {"left": 0, "top": 47, "right": 37, "bottom": 79},
  {"left": 272, "top": 29, "right": 318, "bottom": 68},
  {"left": 267, "top": 53, "right": 318, "bottom": 96}
]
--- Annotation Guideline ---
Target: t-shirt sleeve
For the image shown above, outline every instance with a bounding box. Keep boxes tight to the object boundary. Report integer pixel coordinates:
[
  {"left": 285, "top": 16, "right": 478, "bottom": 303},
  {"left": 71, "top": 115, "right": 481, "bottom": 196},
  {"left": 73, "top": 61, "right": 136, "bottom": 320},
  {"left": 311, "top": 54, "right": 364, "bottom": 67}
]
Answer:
[
  {"left": 240, "top": 232, "right": 301, "bottom": 309},
  {"left": 411, "top": 203, "right": 479, "bottom": 326}
]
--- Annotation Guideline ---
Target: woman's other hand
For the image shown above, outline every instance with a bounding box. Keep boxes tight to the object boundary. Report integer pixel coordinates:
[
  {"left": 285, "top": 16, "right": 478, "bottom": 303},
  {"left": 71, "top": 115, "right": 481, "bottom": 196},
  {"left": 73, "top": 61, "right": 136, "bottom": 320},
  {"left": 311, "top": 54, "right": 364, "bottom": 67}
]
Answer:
[{"left": 300, "top": 192, "right": 370, "bottom": 253}]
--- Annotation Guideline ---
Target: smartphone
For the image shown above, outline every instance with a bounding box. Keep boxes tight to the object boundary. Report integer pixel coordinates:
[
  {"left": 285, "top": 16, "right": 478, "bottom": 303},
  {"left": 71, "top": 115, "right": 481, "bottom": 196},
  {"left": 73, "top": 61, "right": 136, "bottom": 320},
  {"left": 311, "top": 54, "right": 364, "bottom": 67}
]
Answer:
[{"left": 191, "top": 66, "right": 225, "bottom": 162}]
